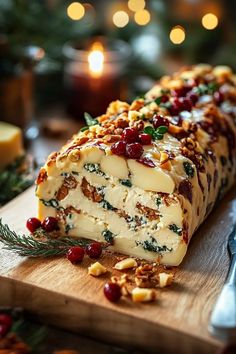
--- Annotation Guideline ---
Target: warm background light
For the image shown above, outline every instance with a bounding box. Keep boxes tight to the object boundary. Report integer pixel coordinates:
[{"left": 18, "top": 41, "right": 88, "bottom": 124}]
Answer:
[
  {"left": 113, "top": 10, "right": 129, "bottom": 28},
  {"left": 134, "top": 9, "right": 150, "bottom": 26},
  {"left": 67, "top": 2, "right": 85, "bottom": 20},
  {"left": 88, "top": 42, "right": 104, "bottom": 78},
  {"left": 128, "top": 0, "right": 145, "bottom": 12},
  {"left": 201, "top": 13, "right": 218, "bottom": 30},
  {"left": 169, "top": 26, "right": 186, "bottom": 44}
]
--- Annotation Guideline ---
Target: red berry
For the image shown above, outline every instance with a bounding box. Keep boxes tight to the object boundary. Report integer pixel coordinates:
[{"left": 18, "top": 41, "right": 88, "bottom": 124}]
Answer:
[
  {"left": 180, "top": 97, "right": 193, "bottom": 111},
  {"left": 41, "top": 216, "right": 59, "bottom": 232},
  {"left": 214, "top": 91, "right": 224, "bottom": 105},
  {"left": 0, "top": 314, "right": 12, "bottom": 330},
  {"left": 139, "top": 133, "right": 152, "bottom": 145},
  {"left": 26, "top": 217, "right": 41, "bottom": 233},
  {"left": 187, "top": 92, "right": 198, "bottom": 104},
  {"left": 86, "top": 242, "right": 102, "bottom": 259},
  {"left": 121, "top": 127, "right": 139, "bottom": 143},
  {"left": 104, "top": 282, "right": 121, "bottom": 302},
  {"left": 171, "top": 86, "right": 190, "bottom": 97},
  {"left": 161, "top": 94, "right": 169, "bottom": 103},
  {"left": 111, "top": 141, "right": 126, "bottom": 156},
  {"left": 66, "top": 246, "right": 85, "bottom": 264},
  {"left": 0, "top": 324, "right": 9, "bottom": 338},
  {"left": 137, "top": 157, "right": 156, "bottom": 168},
  {"left": 152, "top": 114, "right": 169, "bottom": 129},
  {"left": 125, "top": 143, "right": 143, "bottom": 159}
]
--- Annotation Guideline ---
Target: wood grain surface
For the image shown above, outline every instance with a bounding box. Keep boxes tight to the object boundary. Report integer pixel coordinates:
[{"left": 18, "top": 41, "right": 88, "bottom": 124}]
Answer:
[{"left": 0, "top": 186, "right": 236, "bottom": 354}]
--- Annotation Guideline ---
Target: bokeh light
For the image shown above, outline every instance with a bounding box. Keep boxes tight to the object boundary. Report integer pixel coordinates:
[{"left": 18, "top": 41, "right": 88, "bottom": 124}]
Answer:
[
  {"left": 169, "top": 26, "right": 186, "bottom": 44},
  {"left": 113, "top": 11, "right": 129, "bottom": 28},
  {"left": 67, "top": 2, "right": 85, "bottom": 20},
  {"left": 201, "top": 13, "right": 218, "bottom": 30},
  {"left": 128, "top": 0, "right": 145, "bottom": 12},
  {"left": 134, "top": 9, "right": 150, "bottom": 26}
]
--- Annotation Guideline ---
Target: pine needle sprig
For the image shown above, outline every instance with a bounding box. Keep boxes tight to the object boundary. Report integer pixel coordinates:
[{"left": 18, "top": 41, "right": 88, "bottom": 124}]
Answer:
[{"left": 0, "top": 219, "right": 107, "bottom": 258}]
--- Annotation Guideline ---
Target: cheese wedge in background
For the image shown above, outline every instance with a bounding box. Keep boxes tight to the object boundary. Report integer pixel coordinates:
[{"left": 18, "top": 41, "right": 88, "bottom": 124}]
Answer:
[{"left": 0, "top": 122, "right": 24, "bottom": 170}]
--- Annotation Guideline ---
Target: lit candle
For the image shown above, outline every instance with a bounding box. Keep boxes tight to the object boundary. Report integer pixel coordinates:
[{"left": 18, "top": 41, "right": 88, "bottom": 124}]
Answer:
[
  {"left": 63, "top": 37, "right": 131, "bottom": 120},
  {"left": 88, "top": 42, "right": 104, "bottom": 78}
]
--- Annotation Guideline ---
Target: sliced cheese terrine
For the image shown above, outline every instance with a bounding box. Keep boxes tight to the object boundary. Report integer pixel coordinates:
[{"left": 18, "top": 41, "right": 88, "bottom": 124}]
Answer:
[{"left": 36, "top": 64, "right": 236, "bottom": 266}]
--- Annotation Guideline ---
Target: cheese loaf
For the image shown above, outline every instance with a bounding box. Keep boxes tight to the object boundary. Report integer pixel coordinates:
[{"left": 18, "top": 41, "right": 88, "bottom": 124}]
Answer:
[{"left": 36, "top": 64, "right": 236, "bottom": 266}]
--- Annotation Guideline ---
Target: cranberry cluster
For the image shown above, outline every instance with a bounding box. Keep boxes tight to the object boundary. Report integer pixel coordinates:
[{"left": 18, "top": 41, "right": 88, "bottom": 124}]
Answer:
[
  {"left": 111, "top": 127, "right": 151, "bottom": 159},
  {"left": 66, "top": 242, "right": 102, "bottom": 263},
  {"left": 26, "top": 217, "right": 103, "bottom": 263},
  {"left": 0, "top": 313, "right": 12, "bottom": 338},
  {"left": 26, "top": 216, "right": 59, "bottom": 233},
  {"left": 169, "top": 87, "right": 199, "bottom": 116}
]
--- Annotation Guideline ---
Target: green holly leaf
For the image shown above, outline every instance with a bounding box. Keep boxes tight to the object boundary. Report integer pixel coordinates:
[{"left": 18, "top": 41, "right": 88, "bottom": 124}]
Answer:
[
  {"left": 144, "top": 126, "right": 155, "bottom": 135},
  {"left": 154, "top": 96, "right": 162, "bottom": 105},
  {"left": 156, "top": 126, "right": 168, "bottom": 134}
]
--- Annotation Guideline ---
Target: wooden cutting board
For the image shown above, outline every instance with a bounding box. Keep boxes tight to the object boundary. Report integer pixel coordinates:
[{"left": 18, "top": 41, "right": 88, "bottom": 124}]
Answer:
[{"left": 0, "top": 186, "right": 236, "bottom": 354}]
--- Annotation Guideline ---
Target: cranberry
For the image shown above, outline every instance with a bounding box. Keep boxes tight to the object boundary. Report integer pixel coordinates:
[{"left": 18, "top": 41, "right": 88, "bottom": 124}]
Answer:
[
  {"left": 121, "top": 127, "right": 139, "bottom": 143},
  {"left": 104, "top": 282, "right": 121, "bottom": 302},
  {"left": 26, "top": 217, "right": 41, "bottom": 233},
  {"left": 171, "top": 86, "right": 190, "bottom": 97},
  {"left": 161, "top": 94, "right": 169, "bottom": 103},
  {"left": 169, "top": 98, "right": 182, "bottom": 115},
  {"left": 152, "top": 114, "right": 169, "bottom": 129},
  {"left": 86, "top": 242, "right": 102, "bottom": 259},
  {"left": 178, "top": 179, "right": 193, "bottom": 203},
  {"left": 125, "top": 143, "right": 143, "bottom": 159},
  {"left": 139, "top": 133, "right": 152, "bottom": 145},
  {"left": 66, "top": 246, "right": 85, "bottom": 264},
  {"left": 41, "top": 216, "right": 59, "bottom": 232},
  {"left": 187, "top": 92, "right": 198, "bottom": 104},
  {"left": 0, "top": 314, "right": 12, "bottom": 330},
  {"left": 111, "top": 141, "right": 126, "bottom": 156},
  {"left": 180, "top": 97, "right": 193, "bottom": 111},
  {"left": 0, "top": 324, "right": 9, "bottom": 338},
  {"left": 213, "top": 91, "right": 224, "bottom": 105},
  {"left": 137, "top": 157, "right": 156, "bottom": 168}
]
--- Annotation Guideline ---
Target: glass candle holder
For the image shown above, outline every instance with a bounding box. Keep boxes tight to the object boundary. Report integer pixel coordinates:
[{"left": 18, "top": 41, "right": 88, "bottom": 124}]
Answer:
[{"left": 63, "top": 37, "right": 131, "bottom": 120}]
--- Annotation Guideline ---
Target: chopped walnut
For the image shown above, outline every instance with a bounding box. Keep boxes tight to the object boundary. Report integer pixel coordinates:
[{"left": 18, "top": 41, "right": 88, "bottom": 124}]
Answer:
[
  {"left": 81, "top": 177, "right": 103, "bottom": 202},
  {"left": 36, "top": 168, "right": 48, "bottom": 185},
  {"left": 129, "top": 99, "right": 145, "bottom": 111},
  {"left": 136, "top": 202, "right": 160, "bottom": 221},
  {"left": 106, "top": 100, "right": 129, "bottom": 115},
  {"left": 129, "top": 119, "right": 145, "bottom": 131},
  {"left": 135, "top": 264, "right": 159, "bottom": 288},
  {"left": 56, "top": 175, "right": 77, "bottom": 201}
]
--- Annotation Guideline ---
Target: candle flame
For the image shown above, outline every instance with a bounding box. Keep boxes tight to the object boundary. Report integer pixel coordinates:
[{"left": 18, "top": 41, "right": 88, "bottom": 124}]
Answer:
[{"left": 88, "top": 42, "right": 104, "bottom": 78}]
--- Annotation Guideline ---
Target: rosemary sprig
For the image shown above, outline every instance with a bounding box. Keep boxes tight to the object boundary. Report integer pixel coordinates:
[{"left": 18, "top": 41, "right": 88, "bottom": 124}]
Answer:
[{"left": 0, "top": 219, "right": 106, "bottom": 257}]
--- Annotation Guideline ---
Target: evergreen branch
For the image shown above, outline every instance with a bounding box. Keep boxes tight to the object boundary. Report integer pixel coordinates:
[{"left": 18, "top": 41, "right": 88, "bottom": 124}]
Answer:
[
  {"left": 0, "top": 219, "right": 106, "bottom": 257},
  {"left": 0, "top": 155, "right": 35, "bottom": 207}
]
